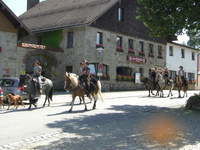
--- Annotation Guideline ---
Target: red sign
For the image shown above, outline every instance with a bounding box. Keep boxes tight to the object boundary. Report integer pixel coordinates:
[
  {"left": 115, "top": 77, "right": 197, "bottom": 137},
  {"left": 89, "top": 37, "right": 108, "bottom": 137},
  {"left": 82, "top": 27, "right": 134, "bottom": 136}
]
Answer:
[{"left": 127, "top": 56, "right": 146, "bottom": 64}]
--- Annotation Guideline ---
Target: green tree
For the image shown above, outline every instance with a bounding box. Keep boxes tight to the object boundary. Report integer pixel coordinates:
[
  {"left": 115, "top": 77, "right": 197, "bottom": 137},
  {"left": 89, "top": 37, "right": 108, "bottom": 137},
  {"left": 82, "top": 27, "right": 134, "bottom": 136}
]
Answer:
[
  {"left": 136, "top": 0, "right": 200, "bottom": 40},
  {"left": 187, "top": 29, "right": 200, "bottom": 49}
]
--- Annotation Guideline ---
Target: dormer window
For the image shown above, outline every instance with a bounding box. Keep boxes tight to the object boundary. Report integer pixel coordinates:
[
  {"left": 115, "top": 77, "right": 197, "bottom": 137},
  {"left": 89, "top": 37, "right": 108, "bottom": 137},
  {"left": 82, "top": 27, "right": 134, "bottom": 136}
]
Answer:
[{"left": 118, "top": 7, "right": 124, "bottom": 21}]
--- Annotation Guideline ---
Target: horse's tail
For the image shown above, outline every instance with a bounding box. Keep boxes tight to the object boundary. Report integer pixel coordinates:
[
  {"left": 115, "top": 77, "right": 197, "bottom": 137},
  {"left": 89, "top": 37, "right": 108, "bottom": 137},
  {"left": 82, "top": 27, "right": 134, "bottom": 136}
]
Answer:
[
  {"left": 49, "top": 86, "right": 53, "bottom": 101},
  {"left": 95, "top": 80, "right": 103, "bottom": 102}
]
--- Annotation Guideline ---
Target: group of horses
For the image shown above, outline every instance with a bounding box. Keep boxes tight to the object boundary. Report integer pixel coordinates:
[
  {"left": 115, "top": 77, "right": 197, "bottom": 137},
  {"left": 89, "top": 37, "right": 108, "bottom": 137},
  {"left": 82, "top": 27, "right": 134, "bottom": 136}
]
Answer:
[
  {"left": 15, "top": 72, "right": 102, "bottom": 112},
  {"left": 142, "top": 72, "right": 188, "bottom": 98},
  {"left": 13, "top": 71, "right": 188, "bottom": 112}
]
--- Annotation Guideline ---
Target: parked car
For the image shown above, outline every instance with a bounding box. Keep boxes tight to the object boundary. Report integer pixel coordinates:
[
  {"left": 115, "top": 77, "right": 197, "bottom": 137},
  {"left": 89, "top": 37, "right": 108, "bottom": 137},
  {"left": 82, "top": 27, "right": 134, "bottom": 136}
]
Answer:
[{"left": 0, "top": 77, "right": 28, "bottom": 100}]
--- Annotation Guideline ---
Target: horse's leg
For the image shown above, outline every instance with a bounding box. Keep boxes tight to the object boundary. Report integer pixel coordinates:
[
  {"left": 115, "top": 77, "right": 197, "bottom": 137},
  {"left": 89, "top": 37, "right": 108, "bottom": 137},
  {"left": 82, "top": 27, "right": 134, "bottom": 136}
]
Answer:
[
  {"left": 178, "top": 88, "right": 181, "bottom": 98},
  {"left": 79, "top": 97, "right": 82, "bottom": 104},
  {"left": 69, "top": 95, "right": 76, "bottom": 112},
  {"left": 148, "top": 89, "right": 151, "bottom": 97},
  {"left": 82, "top": 96, "right": 87, "bottom": 111},
  {"left": 43, "top": 94, "right": 48, "bottom": 107},
  {"left": 92, "top": 94, "right": 97, "bottom": 110}
]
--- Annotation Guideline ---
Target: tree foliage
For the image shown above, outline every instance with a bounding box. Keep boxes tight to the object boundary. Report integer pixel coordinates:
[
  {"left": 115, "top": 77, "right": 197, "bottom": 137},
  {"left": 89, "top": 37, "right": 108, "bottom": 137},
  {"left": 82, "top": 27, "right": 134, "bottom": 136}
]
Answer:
[
  {"left": 187, "top": 29, "right": 200, "bottom": 48},
  {"left": 136, "top": 0, "right": 200, "bottom": 40}
]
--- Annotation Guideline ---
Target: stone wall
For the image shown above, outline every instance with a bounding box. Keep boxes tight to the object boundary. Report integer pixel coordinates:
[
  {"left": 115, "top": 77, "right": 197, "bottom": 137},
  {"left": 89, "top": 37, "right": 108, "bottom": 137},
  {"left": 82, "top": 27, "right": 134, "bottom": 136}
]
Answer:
[{"left": 0, "top": 31, "right": 18, "bottom": 77}]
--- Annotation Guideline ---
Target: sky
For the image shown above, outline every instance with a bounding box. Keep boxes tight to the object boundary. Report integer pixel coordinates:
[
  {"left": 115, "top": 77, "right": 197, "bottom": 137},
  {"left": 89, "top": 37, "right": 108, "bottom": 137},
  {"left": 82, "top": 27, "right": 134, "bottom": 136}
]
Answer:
[{"left": 2, "top": 0, "right": 189, "bottom": 44}]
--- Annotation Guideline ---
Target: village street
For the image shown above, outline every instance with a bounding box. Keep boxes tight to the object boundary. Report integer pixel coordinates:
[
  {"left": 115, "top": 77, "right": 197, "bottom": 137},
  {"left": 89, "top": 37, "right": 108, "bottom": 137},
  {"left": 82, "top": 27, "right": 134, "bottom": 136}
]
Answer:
[{"left": 0, "top": 90, "right": 200, "bottom": 150}]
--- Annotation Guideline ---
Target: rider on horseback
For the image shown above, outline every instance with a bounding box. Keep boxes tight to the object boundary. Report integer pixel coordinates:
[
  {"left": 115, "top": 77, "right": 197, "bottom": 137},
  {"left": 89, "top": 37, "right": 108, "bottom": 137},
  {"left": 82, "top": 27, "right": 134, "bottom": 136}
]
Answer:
[
  {"left": 33, "top": 60, "right": 43, "bottom": 94},
  {"left": 163, "top": 67, "right": 170, "bottom": 85},
  {"left": 178, "top": 66, "right": 186, "bottom": 85},
  {"left": 149, "top": 67, "right": 157, "bottom": 89},
  {"left": 79, "top": 59, "right": 91, "bottom": 96}
]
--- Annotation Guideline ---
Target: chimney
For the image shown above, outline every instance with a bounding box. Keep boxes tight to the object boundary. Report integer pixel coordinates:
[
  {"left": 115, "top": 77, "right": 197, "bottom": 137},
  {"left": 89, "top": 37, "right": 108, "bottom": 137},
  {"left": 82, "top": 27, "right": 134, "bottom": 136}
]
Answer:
[{"left": 27, "top": 0, "right": 40, "bottom": 10}]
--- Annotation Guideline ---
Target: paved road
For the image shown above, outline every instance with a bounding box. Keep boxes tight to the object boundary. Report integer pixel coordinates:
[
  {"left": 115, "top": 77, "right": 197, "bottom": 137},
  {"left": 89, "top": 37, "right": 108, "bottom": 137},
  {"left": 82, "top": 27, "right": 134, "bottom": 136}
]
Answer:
[{"left": 0, "top": 90, "right": 200, "bottom": 150}]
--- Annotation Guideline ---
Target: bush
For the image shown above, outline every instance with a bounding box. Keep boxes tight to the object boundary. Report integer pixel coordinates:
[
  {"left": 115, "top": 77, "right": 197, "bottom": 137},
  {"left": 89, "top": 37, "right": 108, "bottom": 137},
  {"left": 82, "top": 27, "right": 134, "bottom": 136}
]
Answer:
[{"left": 185, "top": 94, "right": 200, "bottom": 110}]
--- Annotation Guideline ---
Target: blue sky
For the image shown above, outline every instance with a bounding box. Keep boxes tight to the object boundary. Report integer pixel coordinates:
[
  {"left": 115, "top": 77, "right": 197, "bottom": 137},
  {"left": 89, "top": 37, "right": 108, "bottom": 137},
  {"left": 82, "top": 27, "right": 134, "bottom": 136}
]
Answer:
[{"left": 2, "top": 0, "right": 189, "bottom": 44}]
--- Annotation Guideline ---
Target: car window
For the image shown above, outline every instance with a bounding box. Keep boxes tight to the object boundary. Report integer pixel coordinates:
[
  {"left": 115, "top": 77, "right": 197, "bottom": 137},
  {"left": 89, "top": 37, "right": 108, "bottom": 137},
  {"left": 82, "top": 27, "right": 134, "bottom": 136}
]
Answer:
[{"left": 0, "top": 79, "right": 15, "bottom": 87}]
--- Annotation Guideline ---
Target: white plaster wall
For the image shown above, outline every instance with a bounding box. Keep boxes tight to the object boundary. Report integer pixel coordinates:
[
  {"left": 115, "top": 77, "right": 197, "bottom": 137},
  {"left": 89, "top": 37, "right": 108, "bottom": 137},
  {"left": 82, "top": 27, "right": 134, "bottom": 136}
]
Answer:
[{"left": 166, "top": 43, "right": 198, "bottom": 79}]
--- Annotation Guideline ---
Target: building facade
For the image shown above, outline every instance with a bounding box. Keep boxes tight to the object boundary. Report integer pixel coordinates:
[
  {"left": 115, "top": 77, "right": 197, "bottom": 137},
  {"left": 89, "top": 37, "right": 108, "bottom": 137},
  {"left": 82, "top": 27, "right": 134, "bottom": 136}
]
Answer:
[
  {"left": 0, "top": 0, "right": 28, "bottom": 77},
  {"left": 18, "top": 0, "right": 166, "bottom": 91},
  {"left": 166, "top": 42, "right": 199, "bottom": 88}
]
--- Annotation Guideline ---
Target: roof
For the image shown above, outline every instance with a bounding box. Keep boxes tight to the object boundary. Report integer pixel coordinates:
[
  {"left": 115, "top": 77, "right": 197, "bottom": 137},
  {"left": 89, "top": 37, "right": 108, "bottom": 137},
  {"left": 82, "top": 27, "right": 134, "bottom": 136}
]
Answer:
[
  {"left": 0, "top": 0, "right": 30, "bottom": 33},
  {"left": 168, "top": 42, "right": 200, "bottom": 52},
  {"left": 20, "top": 0, "right": 119, "bottom": 32}
]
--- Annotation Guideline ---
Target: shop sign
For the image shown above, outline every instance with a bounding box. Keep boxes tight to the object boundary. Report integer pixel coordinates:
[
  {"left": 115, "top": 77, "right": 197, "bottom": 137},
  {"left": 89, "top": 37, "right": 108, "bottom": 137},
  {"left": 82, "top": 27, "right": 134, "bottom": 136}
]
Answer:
[
  {"left": 127, "top": 55, "right": 146, "bottom": 64},
  {"left": 18, "top": 43, "right": 46, "bottom": 50}
]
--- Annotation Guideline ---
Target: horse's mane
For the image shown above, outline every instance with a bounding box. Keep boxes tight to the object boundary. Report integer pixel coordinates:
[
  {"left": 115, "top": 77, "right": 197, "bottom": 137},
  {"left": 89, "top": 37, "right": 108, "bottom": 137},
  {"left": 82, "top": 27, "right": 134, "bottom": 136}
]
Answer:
[{"left": 65, "top": 72, "right": 79, "bottom": 87}]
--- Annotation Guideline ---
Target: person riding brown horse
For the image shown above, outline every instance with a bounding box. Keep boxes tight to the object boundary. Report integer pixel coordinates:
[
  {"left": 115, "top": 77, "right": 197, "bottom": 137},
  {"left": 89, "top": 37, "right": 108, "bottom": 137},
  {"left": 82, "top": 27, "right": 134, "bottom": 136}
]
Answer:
[
  {"left": 178, "top": 66, "right": 186, "bottom": 86},
  {"left": 163, "top": 67, "right": 170, "bottom": 85},
  {"left": 149, "top": 67, "right": 157, "bottom": 89}
]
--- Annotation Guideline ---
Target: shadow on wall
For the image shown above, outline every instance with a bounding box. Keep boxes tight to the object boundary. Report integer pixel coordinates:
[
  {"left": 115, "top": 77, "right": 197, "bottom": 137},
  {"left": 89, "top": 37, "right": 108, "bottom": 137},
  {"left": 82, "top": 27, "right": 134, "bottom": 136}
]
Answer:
[{"left": 34, "top": 104, "right": 200, "bottom": 150}]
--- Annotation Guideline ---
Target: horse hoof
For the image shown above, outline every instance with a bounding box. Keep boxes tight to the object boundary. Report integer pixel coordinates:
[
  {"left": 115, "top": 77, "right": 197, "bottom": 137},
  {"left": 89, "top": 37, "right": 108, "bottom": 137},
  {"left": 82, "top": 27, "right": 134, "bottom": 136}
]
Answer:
[
  {"left": 68, "top": 109, "right": 72, "bottom": 113},
  {"left": 93, "top": 107, "right": 96, "bottom": 110},
  {"left": 85, "top": 108, "right": 88, "bottom": 111}
]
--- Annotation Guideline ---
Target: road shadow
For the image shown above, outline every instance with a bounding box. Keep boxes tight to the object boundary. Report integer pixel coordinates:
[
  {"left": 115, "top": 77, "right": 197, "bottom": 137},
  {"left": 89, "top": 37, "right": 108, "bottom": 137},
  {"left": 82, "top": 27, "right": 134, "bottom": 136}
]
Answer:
[{"left": 31, "top": 104, "right": 200, "bottom": 150}]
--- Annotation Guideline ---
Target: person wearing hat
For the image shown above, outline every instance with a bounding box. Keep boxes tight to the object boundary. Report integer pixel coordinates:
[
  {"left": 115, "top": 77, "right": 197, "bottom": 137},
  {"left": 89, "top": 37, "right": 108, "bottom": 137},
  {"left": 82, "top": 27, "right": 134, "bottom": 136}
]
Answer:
[
  {"left": 33, "top": 60, "right": 43, "bottom": 94},
  {"left": 149, "top": 67, "right": 157, "bottom": 89},
  {"left": 79, "top": 59, "right": 91, "bottom": 96},
  {"left": 163, "top": 67, "right": 169, "bottom": 85},
  {"left": 178, "top": 66, "right": 185, "bottom": 85}
]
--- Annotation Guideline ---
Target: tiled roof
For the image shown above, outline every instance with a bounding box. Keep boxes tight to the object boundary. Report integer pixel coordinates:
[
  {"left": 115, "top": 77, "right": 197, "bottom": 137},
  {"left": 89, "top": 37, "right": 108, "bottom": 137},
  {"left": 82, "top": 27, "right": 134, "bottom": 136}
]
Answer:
[{"left": 20, "top": 0, "right": 119, "bottom": 32}]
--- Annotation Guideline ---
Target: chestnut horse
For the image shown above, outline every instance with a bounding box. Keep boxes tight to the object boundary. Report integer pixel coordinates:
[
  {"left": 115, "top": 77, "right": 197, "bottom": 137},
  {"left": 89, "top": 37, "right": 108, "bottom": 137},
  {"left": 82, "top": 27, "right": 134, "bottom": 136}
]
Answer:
[{"left": 64, "top": 72, "right": 103, "bottom": 112}]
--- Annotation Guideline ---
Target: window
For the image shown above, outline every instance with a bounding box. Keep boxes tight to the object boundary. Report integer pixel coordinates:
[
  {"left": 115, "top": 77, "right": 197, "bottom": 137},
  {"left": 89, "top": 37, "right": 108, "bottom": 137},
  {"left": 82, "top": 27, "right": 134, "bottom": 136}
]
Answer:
[
  {"left": 116, "top": 36, "right": 123, "bottom": 51},
  {"left": 139, "top": 41, "right": 144, "bottom": 52},
  {"left": 128, "top": 39, "right": 134, "bottom": 53},
  {"left": 116, "top": 67, "right": 133, "bottom": 81},
  {"left": 192, "top": 52, "right": 195, "bottom": 60},
  {"left": 128, "top": 39, "right": 134, "bottom": 49},
  {"left": 169, "top": 46, "right": 173, "bottom": 56},
  {"left": 118, "top": 7, "right": 124, "bottom": 21},
  {"left": 139, "top": 68, "right": 144, "bottom": 77},
  {"left": 181, "top": 48, "right": 185, "bottom": 58},
  {"left": 139, "top": 41, "right": 144, "bottom": 56},
  {"left": 96, "top": 32, "right": 103, "bottom": 47},
  {"left": 149, "top": 44, "right": 154, "bottom": 57},
  {"left": 188, "top": 73, "right": 195, "bottom": 81},
  {"left": 67, "top": 32, "right": 74, "bottom": 48},
  {"left": 169, "top": 70, "right": 176, "bottom": 79},
  {"left": 88, "top": 63, "right": 109, "bottom": 80},
  {"left": 158, "top": 45, "right": 163, "bottom": 58}
]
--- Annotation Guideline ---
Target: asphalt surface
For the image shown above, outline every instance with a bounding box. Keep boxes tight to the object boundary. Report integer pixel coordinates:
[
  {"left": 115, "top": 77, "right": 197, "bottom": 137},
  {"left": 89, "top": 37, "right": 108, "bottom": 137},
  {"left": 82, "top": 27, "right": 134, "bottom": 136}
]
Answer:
[{"left": 0, "top": 90, "right": 200, "bottom": 150}]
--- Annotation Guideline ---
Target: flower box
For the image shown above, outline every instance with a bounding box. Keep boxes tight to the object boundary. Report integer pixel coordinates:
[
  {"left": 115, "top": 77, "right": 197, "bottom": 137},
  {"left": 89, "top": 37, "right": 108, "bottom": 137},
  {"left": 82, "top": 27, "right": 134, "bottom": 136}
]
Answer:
[
  {"left": 96, "top": 44, "right": 104, "bottom": 48},
  {"left": 139, "top": 51, "right": 145, "bottom": 56},
  {"left": 116, "top": 46, "right": 123, "bottom": 52}
]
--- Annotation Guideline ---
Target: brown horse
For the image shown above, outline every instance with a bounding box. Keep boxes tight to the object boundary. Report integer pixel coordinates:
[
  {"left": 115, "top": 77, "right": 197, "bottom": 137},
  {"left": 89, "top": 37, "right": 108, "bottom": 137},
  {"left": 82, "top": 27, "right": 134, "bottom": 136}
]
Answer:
[
  {"left": 64, "top": 72, "right": 103, "bottom": 112},
  {"left": 175, "top": 76, "right": 188, "bottom": 98}
]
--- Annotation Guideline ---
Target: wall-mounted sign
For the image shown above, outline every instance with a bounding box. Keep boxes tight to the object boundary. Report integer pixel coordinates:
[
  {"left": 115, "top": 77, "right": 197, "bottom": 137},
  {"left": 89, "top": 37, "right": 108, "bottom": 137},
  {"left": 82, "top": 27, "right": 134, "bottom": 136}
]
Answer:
[
  {"left": 127, "top": 55, "right": 146, "bottom": 64},
  {"left": 18, "top": 43, "right": 46, "bottom": 50}
]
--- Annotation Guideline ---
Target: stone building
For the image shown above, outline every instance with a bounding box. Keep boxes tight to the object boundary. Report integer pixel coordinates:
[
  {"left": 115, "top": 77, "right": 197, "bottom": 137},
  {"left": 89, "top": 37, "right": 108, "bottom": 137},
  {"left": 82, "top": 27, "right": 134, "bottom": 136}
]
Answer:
[
  {"left": 0, "top": 0, "right": 29, "bottom": 77},
  {"left": 19, "top": 0, "right": 166, "bottom": 91}
]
